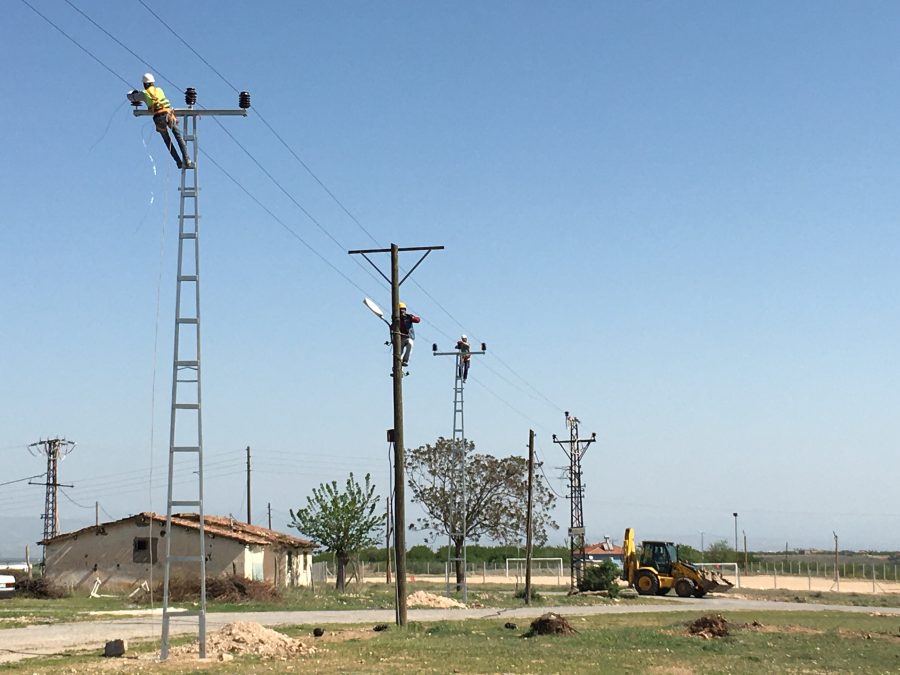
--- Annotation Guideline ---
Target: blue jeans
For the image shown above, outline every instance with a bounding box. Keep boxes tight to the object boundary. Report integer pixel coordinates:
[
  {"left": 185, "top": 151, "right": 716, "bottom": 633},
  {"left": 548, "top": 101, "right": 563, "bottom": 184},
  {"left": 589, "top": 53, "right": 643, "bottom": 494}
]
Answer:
[{"left": 154, "top": 113, "right": 189, "bottom": 167}]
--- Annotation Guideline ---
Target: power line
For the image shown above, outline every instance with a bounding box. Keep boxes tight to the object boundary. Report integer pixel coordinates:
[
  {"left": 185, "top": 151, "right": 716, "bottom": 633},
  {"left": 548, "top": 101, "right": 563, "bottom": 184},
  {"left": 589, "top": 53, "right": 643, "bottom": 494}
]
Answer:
[{"left": 0, "top": 473, "right": 46, "bottom": 488}]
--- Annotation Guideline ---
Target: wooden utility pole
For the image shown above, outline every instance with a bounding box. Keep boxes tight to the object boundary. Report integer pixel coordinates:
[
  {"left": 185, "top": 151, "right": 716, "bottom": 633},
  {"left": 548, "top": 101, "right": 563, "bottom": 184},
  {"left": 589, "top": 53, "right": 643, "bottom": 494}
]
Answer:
[
  {"left": 524, "top": 429, "right": 535, "bottom": 605},
  {"left": 95, "top": 501, "right": 99, "bottom": 527},
  {"left": 267, "top": 502, "right": 272, "bottom": 530},
  {"left": 246, "top": 446, "right": 251, "bottom": 524},
  {"left": 348, "top": 242, "right": 443, "bottom": 627},
  {"left": 386, "top": 496, "right": 392, "bottom": 584}
]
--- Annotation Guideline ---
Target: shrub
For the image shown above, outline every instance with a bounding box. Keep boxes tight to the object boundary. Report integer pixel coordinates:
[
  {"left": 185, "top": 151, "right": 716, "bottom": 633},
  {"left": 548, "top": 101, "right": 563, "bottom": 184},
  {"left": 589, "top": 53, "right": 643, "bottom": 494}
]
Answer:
[
  {"left": 578, "top": 561, "right": 620, "bottom": 596},
  {"left": 15, "top": 578, "right": 66, "bottom": 599}
]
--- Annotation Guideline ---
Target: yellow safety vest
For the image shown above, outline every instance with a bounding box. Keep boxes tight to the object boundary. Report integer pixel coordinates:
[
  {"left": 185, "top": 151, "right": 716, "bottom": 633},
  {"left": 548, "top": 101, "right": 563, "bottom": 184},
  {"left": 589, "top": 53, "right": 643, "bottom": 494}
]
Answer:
[{"left": 143, "top": 85, "right": 172, "bottom": 114}]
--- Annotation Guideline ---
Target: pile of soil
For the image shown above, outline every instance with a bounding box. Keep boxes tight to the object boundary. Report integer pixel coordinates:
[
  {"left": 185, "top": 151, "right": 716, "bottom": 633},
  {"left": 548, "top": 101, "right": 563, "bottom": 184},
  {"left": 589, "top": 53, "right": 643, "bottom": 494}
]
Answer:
[
  {"left": 407, "top": 590, "right": 466, "bottom": 608},
  {"left": 526, "top": 612, "right": 577, "bottom": 636},
  {"left": 171, "top": 621, "right": 316, "bottom": 659},
  {"left": 688, "top": 614, "right": 730, "bottom": 639}
]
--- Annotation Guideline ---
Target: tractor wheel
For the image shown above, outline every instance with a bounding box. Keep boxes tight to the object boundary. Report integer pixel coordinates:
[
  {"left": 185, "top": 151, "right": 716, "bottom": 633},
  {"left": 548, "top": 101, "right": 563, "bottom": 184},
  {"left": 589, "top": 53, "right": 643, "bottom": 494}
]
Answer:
[
  {"left": 634, "top": 570, "right": 659, "bottom": 596},
  {"left": 656, "top": 585, "right": 670, "bottom": 596},
  {"left": 674, "top": 578, "right": 695, "bottom": 598}
]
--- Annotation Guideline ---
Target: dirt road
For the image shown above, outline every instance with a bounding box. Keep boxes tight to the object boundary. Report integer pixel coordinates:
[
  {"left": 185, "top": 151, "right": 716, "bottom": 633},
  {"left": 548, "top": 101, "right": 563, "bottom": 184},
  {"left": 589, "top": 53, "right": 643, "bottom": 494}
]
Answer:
[{"left": 2, "top": 597, "right": 898, "bottom": 664}]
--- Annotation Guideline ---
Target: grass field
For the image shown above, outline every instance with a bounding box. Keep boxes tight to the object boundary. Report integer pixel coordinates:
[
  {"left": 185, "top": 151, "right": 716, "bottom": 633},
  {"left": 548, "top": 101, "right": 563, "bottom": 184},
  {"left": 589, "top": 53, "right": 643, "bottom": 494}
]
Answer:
[{"left": 2, "top": 610, "right": 898, "bottom": 673}]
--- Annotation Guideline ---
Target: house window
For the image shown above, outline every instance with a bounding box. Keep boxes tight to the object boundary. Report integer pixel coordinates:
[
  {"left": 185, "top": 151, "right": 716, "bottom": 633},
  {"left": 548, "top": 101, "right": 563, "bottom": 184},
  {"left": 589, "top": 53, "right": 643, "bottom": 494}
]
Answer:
[{"left": 133, "top": 537, "right": 159, "bottom": 563}]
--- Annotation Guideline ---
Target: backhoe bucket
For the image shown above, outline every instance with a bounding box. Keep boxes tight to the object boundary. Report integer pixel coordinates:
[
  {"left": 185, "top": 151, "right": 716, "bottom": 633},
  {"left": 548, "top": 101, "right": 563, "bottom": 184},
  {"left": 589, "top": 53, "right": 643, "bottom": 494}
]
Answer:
[{"left": 698, "top": 568, "right": 734, "bottom": 593}]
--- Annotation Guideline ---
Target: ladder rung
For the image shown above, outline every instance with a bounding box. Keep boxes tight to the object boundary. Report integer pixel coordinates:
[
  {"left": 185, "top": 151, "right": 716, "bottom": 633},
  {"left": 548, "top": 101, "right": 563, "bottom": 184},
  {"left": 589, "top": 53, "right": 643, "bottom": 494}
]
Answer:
[
  {"left": 170, "top": 500, "right": 201, "bottom": 507},
  {"left": 181, "top": 214, "right": 197, "bottom": 219},
  {"left": 172, "top": 446, "right": 200, "bottom": 453},
  {"left": 174, "top": 403, "right": 200, "bottom": 410},
  {"left": 177, "top": 318, "right": 199, "bottom": 325},
  {"left": 176, "top": 360, "right": 198, "bottom": 367},
  {"left": 181, "top": 232, "right": 197, "bottom": 240},
  {"left": 169, "top": 555, "right": 203, "bottom": 562}
]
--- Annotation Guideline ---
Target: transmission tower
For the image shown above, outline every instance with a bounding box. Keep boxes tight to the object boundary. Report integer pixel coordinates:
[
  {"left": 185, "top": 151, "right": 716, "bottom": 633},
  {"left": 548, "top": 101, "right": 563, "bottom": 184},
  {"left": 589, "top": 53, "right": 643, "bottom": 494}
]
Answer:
[
  {"left": 133, "top": 87, "right": 249, "bottom": 660},
  {"left": 28, "top": 438, "right": 76, "bottom": 562},
  {"left": 432, "top": 338, "right": 486, "bottom": 601},
  {"left": 552, "top": 412, "right": 596, "bottom": 590}
]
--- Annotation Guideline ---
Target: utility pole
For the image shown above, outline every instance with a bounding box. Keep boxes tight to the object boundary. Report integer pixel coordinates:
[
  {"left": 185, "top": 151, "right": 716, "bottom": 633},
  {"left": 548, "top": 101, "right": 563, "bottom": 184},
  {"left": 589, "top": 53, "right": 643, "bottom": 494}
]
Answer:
[
  {"left": 524, "top": 429, "right": 535, "bottom": 605},
  {"left": 28, "top": 438, "right": 76, "bottom": 563},
  {"left": 432, "top": 337, "right": 486, "bottom": 601},
  {"left": 733, "top": 512, "right": 739, "bottom": 554},
  {"left": 246, "top": 446, "right": 252, "bottom": 524},
  {"left": 832, "top": 531, "right": 840, "bottom": 592},
  {"left": 743, "top": 530, "right": 748, "bottom": 568},
  {"left": 267, "top": 502, "right": 272, "bottom": 530},
  {"left": 349, "top": 243, "right": 444, "bottom": 627},
  {"left": 95, "top": 501, "right": 99, "bottom": 527},
  {"left": 133, "top": 87, "right": 250, "bottom": 661},
  {"left": 385, "top": 496, "right": 392, "bottom": 584},
  {"left": 552, "top": 413, "right": 596, "bottom": 591}
]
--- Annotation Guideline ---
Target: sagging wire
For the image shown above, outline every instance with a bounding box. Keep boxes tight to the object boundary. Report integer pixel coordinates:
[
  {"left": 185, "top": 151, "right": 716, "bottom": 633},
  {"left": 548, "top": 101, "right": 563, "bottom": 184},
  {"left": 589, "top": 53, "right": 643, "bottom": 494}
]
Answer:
[{"left": 89, "top": 99, "right": 128, "bottom": 153}]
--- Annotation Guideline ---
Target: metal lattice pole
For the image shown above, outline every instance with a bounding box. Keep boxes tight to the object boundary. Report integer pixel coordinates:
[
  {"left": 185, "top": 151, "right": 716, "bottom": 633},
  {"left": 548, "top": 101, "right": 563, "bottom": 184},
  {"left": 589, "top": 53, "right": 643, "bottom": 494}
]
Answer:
[
  {"left": 552, "top": 413, "right": 596, "bottom": 591},
  {"left": 28, "top": 438, "right": 76, "bottom": 563},
  {"left": 133, "top": 95, "right": 247, "bottom": 661},
  {"left": 432, "top": 340, "right": 486, "bottom": 601}
]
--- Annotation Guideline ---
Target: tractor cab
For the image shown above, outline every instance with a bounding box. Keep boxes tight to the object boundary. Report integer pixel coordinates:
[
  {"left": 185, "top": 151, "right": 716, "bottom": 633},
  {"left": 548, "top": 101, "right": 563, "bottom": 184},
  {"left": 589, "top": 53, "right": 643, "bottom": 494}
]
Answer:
[{"left": 639, "top": 541, "right": 677, "bottom": 576}]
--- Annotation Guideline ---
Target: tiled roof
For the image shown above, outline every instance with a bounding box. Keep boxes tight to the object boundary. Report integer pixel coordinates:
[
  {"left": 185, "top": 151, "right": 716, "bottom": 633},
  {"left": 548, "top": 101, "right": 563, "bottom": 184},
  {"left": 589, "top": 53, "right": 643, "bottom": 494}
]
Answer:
[
  {"left": 43, "top": 512, "right": 315, "bottom": 549},
  {"left": 584, "top": 542, "right": 624, "bottom": 555}
]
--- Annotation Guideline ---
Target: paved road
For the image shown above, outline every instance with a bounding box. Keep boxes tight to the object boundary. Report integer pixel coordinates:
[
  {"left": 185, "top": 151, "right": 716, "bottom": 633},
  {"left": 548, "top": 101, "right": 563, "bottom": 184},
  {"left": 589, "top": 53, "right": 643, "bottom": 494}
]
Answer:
[{"left": 2, "top": 597, "right": 898, "bottom": 664}]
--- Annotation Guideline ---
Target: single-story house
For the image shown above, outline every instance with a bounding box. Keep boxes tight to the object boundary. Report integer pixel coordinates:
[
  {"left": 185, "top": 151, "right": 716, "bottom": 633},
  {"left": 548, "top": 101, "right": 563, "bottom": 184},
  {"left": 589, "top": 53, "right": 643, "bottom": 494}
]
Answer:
[
  {"left": 42, "top": 512, "right": 316, "bottom": 592},
  {"left": 583, "top": 536, "right": 625, "bottom": 568}
]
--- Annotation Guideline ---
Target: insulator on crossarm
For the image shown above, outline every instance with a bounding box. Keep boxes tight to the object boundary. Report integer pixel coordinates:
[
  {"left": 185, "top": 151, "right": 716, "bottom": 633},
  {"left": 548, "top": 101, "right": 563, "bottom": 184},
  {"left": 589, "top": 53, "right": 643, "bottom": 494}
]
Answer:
[
  {"left": 185, "top": 87, "right": 197, "bottom": 106},
  {"left": 239, "top": 91, "right": 251, "bottom": 109}
]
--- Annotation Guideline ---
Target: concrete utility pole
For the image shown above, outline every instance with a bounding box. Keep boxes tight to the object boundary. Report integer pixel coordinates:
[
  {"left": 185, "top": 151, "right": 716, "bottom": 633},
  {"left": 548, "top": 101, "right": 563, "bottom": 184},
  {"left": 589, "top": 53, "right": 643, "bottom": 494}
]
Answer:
[
  {"left": 733, "top": 512, "right": 739, "bottom": 554},
  {"left": 524, "top": 429, "right": 535, "bottom": 605},
  {"left": 267, "top": 502, "right": 272, "bottom": 530},
  {"left": 552, "top": 413, "right": 596, "bottom": 591},
  {"left": 28, "top": 438, "right": 76, "bottom": 562},
  {"left": 349, "top": 243, "right": 444, "bottom": 627},
  {"left": 246, "top": 446, "right": 252, "bottom": 524},
  {"left": 133, "top": 87, "right": 249, "bottom": 661},
  {"left": 385, "top": 496, "right": 392, "bottom": 584},
  {"left": 432, "top": 337, "right": 486, "bottom": 601}
]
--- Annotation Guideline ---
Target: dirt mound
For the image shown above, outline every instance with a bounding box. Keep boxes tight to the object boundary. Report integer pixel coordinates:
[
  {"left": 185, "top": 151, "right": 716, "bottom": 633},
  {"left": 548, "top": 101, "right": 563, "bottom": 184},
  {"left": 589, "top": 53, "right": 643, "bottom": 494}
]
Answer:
[
  {"left": 526, "top": 612, "right": 577, "bottom": 636},
  {"left": 688, "top": 614, "right": 729, "bottom": 639},
  {"left": 171, "top": 621, "right": 316, "bottom": 659},
  {"left": 407, "top": 590, "right": 466, "bottom": 608}
]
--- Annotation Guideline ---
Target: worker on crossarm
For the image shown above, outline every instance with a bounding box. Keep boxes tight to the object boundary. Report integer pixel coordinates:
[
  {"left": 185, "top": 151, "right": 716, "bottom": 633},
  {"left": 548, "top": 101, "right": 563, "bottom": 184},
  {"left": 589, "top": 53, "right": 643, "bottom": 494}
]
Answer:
[
  {"left": 128, "top": 73, "right": 192, "bottom": 170},
  {"left": 456, "top": 335, "right": 471, "bottom": 382},
  {"left": 398, "top": 302, "right": 420, "bottom": 368}
]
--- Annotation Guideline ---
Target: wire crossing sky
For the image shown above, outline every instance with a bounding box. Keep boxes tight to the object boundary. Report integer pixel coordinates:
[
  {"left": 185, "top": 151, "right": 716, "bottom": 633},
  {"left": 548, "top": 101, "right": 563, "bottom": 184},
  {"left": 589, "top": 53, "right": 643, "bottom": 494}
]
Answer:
[{"left": 2, "top": 1, "right": 899, "bottom": 555}]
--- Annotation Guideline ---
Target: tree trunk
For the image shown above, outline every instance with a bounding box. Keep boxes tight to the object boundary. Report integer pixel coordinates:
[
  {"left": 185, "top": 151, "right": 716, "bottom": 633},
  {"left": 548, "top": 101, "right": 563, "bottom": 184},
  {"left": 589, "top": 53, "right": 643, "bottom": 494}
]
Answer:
[
  {"left": 454, "top": 537, "right": 465, "bottom": 591},
  {"left": 336, "top": 552, "right": 349, "bottom": 592}
]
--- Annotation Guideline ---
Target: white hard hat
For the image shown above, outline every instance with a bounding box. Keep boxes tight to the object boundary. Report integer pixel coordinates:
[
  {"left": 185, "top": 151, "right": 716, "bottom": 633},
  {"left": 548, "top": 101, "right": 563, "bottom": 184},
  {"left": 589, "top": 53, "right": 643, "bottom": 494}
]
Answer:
[
  {"left": 142, "top": 73, "right": 155, "bottom": 85},
  {"left": 461, "top": 335, "right": 468, "bottom": 340}
]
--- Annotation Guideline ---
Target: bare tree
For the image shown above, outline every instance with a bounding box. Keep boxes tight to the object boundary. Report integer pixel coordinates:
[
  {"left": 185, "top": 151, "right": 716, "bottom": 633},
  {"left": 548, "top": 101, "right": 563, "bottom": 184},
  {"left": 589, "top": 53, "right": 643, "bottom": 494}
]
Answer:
[{"left": 407, "top": 437, "right": 557, "bottom": 588}]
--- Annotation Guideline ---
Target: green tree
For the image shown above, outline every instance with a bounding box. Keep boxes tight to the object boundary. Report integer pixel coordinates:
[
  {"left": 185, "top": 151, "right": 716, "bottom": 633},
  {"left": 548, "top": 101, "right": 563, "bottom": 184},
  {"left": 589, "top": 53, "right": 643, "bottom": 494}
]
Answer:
[
  {"left": 406, "top": 437, "right": 558, "bottom": 589},
  {"left": 704, "top": 539, "right": 737, "bottom": 564},
  {"left": 578, "top": 560, "right": 620, "bottom": 596},
  {"left": 677, "top": 544, "right": 703, "bottom": 563},
  {"left": 289, "top": 472, "right": 383, "bottom": 592}
]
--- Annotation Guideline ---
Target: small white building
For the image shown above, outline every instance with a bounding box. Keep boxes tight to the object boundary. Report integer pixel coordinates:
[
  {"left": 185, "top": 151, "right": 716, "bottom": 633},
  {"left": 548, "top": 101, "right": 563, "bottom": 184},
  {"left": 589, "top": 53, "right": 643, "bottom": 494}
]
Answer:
[{"left": 42, "top": 512, "right": 316, "bottom": 592}]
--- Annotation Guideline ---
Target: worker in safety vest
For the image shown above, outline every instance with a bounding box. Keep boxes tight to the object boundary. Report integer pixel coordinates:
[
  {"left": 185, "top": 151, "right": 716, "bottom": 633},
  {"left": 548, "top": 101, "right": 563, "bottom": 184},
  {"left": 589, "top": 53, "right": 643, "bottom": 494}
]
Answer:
[{"left": 129, "top": 73, "right": 193, "bottom": 170}]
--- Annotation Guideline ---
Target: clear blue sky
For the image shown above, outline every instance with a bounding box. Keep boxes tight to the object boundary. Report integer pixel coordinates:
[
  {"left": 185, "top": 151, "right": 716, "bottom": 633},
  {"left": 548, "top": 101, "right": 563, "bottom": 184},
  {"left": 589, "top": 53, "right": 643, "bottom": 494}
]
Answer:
[{"left": 2, "top": 1, "right": 899, "bottom": 556}]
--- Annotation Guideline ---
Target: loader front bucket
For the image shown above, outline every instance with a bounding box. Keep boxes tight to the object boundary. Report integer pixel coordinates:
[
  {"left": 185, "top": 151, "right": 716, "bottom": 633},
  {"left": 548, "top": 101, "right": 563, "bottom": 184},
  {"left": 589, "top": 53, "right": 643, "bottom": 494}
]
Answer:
[{"left": 698, "top": 568, "right": 734, "bottom": 594}]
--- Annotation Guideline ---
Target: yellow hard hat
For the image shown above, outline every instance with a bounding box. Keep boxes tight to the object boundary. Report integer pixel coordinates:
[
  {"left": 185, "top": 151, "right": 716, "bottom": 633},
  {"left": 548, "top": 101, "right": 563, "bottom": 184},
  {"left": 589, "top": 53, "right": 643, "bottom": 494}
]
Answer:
[{"left": 399, "top": 302, "right": 407, "bottom": 310}]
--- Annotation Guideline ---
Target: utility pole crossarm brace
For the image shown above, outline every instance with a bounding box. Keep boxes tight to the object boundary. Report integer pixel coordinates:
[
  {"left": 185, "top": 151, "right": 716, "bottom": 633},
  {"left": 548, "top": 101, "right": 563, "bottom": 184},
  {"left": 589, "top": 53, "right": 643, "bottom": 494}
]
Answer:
[{"left": 348, "top": 246, "right": 445, "bottom": 286}]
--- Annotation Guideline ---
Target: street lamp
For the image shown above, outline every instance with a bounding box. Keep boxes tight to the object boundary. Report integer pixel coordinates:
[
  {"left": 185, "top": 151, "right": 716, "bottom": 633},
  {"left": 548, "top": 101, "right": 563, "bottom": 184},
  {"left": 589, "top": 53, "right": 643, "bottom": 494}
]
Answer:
[{"left": 732, "top": 512, "right": 739, "bottom": 554}]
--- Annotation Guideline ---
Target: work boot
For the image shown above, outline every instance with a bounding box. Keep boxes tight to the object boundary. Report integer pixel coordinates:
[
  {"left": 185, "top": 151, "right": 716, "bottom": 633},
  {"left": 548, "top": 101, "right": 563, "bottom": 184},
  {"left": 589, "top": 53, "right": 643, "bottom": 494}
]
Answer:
[{"left": 183, "top": 159, "right": 194, "bottom": 170}]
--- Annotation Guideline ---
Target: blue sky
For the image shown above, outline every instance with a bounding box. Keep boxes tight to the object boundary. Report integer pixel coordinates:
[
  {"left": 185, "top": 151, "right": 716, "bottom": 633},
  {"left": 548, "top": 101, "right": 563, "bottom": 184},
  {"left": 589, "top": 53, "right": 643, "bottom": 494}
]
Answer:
[{"left": 2, "top": 1, "right": 899, "bottom": 556}]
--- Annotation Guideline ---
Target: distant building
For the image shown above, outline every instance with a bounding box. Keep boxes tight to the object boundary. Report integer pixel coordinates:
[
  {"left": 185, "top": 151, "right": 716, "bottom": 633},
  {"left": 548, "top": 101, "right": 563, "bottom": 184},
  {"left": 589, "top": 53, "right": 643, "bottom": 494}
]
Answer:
[
  {"left": 42, "top": 512, "right": 315, "bottom": 592},
  {"left": 583, "top": 536, "right": 625, "bottom": 568}
]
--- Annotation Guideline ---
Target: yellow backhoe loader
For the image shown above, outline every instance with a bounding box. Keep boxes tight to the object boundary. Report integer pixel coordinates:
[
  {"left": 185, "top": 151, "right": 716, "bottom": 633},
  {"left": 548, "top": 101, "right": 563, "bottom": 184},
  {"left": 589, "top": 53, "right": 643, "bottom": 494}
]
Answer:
[{"left": 622, "top": 527, "right": 733, "bottom": 597}]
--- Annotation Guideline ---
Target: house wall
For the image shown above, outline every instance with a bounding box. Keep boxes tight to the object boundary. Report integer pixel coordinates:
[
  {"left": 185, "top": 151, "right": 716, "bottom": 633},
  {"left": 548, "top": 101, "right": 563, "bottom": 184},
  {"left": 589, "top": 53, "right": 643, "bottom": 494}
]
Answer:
[
  {"left": 44, "top": 520, "right": 314, "bottom": 591},
  {"left": 44, "top": 521, "right": 246, "bottom": 591}
]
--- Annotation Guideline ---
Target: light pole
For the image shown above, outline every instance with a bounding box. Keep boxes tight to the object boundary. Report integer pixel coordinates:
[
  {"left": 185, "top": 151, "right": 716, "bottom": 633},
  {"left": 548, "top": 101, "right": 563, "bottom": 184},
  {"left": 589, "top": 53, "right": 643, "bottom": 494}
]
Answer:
[
  {"left": 732, "top": 512, "right": 739, "bottom": 555},
  {"left": 700, "top": 530, "right": 705, "bottom": 561}
]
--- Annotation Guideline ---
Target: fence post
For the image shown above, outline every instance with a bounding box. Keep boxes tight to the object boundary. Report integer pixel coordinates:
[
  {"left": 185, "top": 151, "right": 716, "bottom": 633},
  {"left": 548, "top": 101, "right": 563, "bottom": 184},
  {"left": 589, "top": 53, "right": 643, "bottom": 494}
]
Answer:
[
  {"left": 808, "top": 566, "right": 811, "bottom": 590},
  {"left": 773, "top": 569, "right": 777, "bottom": 589}
]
